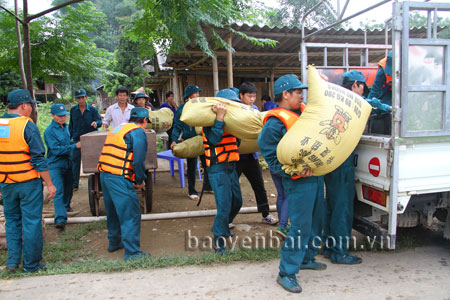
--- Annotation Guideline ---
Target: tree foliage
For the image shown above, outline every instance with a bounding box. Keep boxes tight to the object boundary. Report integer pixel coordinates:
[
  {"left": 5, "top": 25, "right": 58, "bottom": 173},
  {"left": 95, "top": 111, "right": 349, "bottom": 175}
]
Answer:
[
  {"left": 360, "top": 12, "right": 450, "bottom": 39},
  {"left": 263, "top": 0, "right": 336, "bottom": 28},
  {"left": 52, "top": 0, "right": 138, "bottom": 51},
  {"left": 130, "top": 0, "right": 276, "bottom": 58},
  {"left": 103, "top": 33, "right": 149, "bottom": 96},
  {"left": 0, "top": 2, "right": 110, "bottom": 91}
]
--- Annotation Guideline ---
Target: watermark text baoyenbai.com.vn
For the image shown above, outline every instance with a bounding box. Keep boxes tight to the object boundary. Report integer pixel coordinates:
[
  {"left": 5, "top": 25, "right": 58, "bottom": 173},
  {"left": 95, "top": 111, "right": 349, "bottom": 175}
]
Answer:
[{"left": 185, "top": 230, "right": 392, "bottom": 251}]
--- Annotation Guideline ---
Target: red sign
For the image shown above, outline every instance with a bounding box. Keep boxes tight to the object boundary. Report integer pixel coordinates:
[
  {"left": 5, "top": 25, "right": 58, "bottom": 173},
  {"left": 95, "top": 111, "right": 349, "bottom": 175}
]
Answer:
[{"left": 369, "top": 157, "right": 381, "bottom": 177}]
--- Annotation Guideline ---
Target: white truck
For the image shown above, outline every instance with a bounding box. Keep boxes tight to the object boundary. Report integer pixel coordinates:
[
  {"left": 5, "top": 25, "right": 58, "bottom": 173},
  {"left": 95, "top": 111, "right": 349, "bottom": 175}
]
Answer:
[{"left": 301, "top": 0, "right": 450, "bottom": 249}]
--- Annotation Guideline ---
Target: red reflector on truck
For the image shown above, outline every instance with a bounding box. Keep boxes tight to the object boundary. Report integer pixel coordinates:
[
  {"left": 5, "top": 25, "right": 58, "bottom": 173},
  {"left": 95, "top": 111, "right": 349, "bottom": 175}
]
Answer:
[{"left": 362, "top": 185, "right": 387, "bottom": 207}]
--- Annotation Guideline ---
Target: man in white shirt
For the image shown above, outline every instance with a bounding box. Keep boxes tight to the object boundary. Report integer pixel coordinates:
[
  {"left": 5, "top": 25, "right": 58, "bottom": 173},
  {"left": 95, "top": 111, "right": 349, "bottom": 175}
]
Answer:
[{"left": 102, "top": 87, "right": 134, "bottom": 130}]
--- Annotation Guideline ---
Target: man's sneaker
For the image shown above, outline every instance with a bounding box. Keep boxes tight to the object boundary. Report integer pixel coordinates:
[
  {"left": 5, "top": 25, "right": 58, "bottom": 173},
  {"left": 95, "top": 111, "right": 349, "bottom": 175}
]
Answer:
[
  {"left": 262, "top": 214, "right": 278, "bottom": 225},
  {"left": 301, "top": 260, "right": 327, "bottom": 270},
  {"left": 228, "top": 223, "right": 236, "bottom": 229},
  {"left": 73, "top": 187, "right": 78, "bottom": 192},
  {"left": 188, "top": 194, "right": 199, "bottom": 200},
  {"left": 214, "top": 246, "right": 228, "bottom": 255},
  {"left": 276, "top": 274, "right": 302, "bottom": 293},
  {"left": 23, "top": 264, "right": 46, "bottom": 273},
  {"left": 55, "top": 222, "right": 65, "bottom": 230},
  {"left": 276, "top": 226, "right": 288, "bottom": 238},
  {"left": 125, "top": 252, "right": 150, "bottom": 260},
  {"left": 331, "top": 254, "right": 362, "bottom": 265},
  {"left": 204, "top": 189, "right": 214, "bottom": 194},
  {"left": 66, "top": 206, "right": 73, "bottom": 212}
]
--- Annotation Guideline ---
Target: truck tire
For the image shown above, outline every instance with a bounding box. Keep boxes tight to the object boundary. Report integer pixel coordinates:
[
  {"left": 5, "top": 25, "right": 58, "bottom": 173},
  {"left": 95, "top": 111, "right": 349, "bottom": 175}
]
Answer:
[{"left": 434, "top": 208, "right": 449, "bottom": 223}]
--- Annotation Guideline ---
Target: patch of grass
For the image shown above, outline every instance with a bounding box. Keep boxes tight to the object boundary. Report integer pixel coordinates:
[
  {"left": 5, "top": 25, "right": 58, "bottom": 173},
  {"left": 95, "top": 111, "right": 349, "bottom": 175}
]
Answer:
[
  {"left": 0, "top": 221, "right": 107, "bottom": 268},
  {"left": 43, "top": 221, "right": 108, "bottom": 263},
  {"left": 1, "top": 219, "right": 280, "bottom": 279},
  {"left": 0, "top": 247, "right": 280, "bottom": 279}
]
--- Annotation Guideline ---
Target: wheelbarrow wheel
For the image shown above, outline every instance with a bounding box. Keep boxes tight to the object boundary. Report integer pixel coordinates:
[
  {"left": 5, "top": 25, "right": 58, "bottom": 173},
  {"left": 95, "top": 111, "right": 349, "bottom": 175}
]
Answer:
[
  {"left": 142, "top": 170, "right": 153, "bottom": 213},
  {"left": 88, "top": 174, "right": 97, "bottom": 216}
]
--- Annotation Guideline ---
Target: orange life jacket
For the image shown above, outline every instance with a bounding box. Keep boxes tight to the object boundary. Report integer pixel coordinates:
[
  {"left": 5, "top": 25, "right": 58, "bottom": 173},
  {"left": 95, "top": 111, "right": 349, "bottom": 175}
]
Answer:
[
  {"left": 262, "top": 106, "right": 302, "bottom": 129},
  {"left": 202, "top": 131, "right": 239, "bottom": 167},
  {"left": 262, "top": 106, "right": 304, "bottom": 179},
  {"left": 97, "top": 123, "right": 140, "bottom": 181},
  {"left": 378, "top": 57, "right": 392, "bottom": 92},
  {"left": 0, "top": 116, "right": 40, "bottom": 183}
]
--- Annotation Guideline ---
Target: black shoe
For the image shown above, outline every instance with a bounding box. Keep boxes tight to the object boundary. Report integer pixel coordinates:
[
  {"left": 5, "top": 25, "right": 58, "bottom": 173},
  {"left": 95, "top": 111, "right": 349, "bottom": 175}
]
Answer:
[
  {"left": 108, "top": 243, "right": 124, "bottom": 253},
  {"left": 73, "top": 187, "right": 78, "bottom": 191},
  {"left": 55, "top": 222, "right": 66, "bottom": 230},
  {"left": 66, "top": 207, "right": 73, "bottom": 212}
]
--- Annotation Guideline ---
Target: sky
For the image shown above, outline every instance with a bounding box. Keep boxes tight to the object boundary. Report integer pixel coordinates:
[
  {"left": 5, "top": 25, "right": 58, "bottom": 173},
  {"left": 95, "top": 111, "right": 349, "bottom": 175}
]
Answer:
[
  {"left": 8, "top": 0, "right": 392, "bottom": 14},
  {"left": 5, "top": 0, "right": 447, "bottom": 27}
]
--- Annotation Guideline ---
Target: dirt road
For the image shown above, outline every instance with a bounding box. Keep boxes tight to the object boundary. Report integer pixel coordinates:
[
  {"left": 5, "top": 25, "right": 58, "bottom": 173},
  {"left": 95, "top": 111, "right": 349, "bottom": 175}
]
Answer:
[{"left": 1, "top": 245, "right": 449, "bottom": 299}]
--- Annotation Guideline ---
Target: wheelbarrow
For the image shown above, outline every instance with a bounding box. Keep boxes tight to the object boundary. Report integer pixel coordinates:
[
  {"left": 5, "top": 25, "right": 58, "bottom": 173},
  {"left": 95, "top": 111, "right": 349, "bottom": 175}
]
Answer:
[{"left": 80, "top": 129, "right": 158, "bottom": 216}]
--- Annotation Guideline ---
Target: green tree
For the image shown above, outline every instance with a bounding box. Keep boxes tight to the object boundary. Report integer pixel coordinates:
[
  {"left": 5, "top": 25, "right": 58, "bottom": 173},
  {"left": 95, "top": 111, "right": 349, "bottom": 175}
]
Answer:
[
  {"left": 52, "top": 0, "right": 137, "bottom": 51},
  {"left": 360, "top": 12, "right": 450, "bottom": 39},
  {"left": 263, "top": 0, "right": 337, "bottom": 28},
  {"left": 0, "top": 2, "right": 110, "bottom": 95},
  {"left": 0, "top": 71, "right": 22, "bottom": 104},
  {"left": 409, "top": 12, "right": 449, "bottom": 39},
  {"left": 130, "top": 0, "right": 276, "bottom": 58},
  {"left": 103, "top": 34, "right": 149, "bottom": 96}
]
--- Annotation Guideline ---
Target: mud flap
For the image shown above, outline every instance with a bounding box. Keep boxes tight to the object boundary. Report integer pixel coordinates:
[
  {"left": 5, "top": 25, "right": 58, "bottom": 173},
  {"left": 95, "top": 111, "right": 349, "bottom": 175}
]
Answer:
[{"left": 353, "top": 216, "right": 389, "bottom": 245}]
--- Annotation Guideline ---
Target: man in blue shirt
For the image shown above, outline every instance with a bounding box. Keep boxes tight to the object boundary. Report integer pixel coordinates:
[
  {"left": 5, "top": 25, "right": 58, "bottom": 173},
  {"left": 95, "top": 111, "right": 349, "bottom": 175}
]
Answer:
[
  {"left": 97, "top": 107, "right": 149, "bottom": 260},
  {"left": 0, "top": 89, "right": 56, "bottom": 273},
  {"left": 262, "top": 94, "right": 276, "bottom": 111},
  {"left": 321, "top": 71, "right": 366, "bottom": 265},
  {"left": 69, "top": 88, "right": 102, "bottom": 192},
  {"left": 367, "top": 51, "right": 393, "bottom": 134},
  {"left": 45, "top": 104, "right": 81, "bottom": 230}
]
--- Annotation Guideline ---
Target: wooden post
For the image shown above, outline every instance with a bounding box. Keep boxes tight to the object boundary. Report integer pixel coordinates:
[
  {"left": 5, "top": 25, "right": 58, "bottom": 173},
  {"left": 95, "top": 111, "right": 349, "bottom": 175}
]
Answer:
[
  {"left": 227, "top": 34, "right": 233, "bottom": 87},
  {"left": 270, "top": 70, "right": 275, "bottom": 99},
  {"left": 14, "top": 0, "right": 26, "bottom": 89},
  {"left": 212, "top": 55, "right": 219, "bottom": 96},
  {"left": 173, "top": 70, "right": 180, "bottom": 105},
  {"left": 23, "top": 0, "right": 37, "bottom": 122}
]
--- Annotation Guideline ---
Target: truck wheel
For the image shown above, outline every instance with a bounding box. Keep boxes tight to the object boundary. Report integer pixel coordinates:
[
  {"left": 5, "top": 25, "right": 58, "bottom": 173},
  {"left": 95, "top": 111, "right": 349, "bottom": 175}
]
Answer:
[
  {"left": 88, "top": 174, "right": 97, "bottom": 216},
  {"left": 142, "top": 170, "right": 153, "bottom": 213},
  {"left": 434, "top": 208, "right": 449, "bottom": 223}
]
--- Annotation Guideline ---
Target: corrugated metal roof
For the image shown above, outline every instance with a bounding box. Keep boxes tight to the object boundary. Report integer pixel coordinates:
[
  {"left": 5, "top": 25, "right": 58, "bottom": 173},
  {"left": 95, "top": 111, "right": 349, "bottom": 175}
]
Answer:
[{"left": 164, "top": 24, "right": 434, "bottom": 75}]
